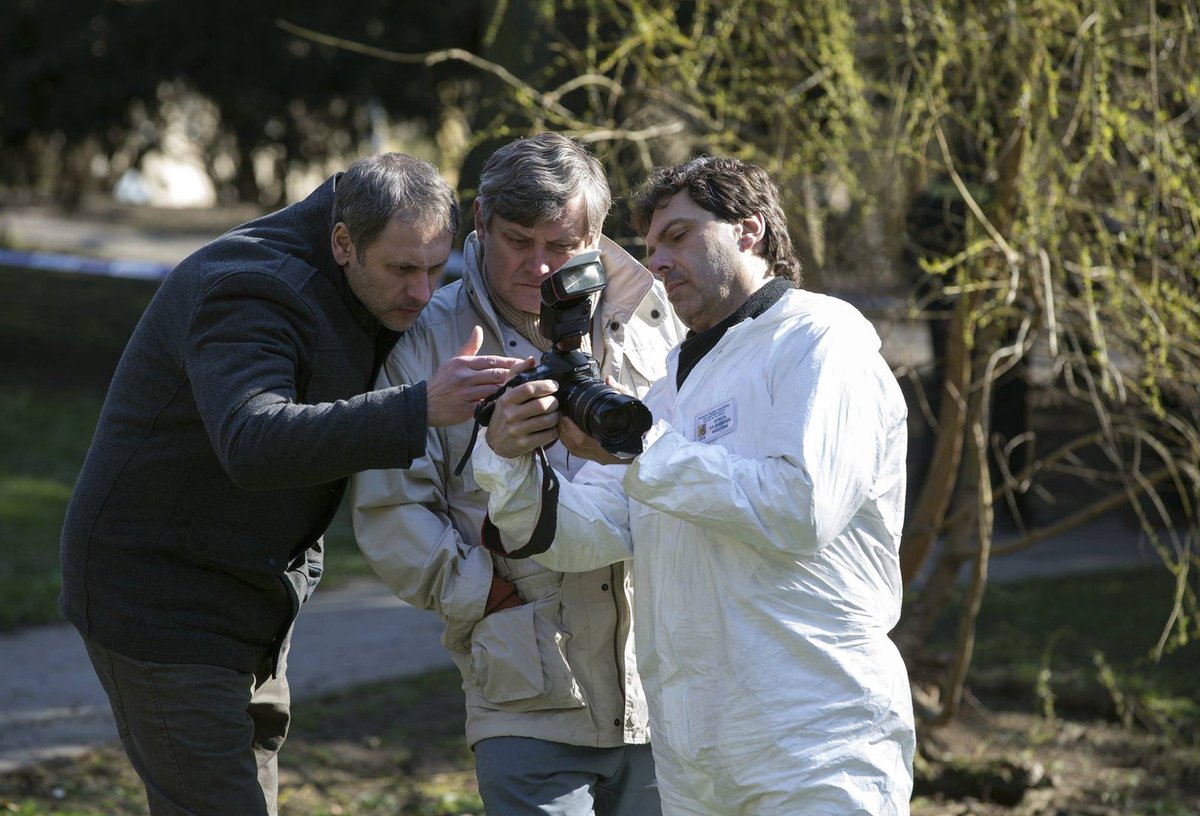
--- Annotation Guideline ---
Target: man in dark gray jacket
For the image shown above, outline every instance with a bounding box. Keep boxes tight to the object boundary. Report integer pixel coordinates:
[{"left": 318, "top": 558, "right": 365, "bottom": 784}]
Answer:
[{"left": 59, "top": 153, "right": 520, "bottom": 816}]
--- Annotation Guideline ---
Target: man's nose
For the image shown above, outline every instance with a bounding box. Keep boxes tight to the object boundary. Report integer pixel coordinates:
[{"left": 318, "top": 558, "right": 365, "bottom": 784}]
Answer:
[
  {"left": 408, "top": 273, "right": 433, "bottom": 304},
  {"left": 531, "top": 245, "right": 554, "bottom": 277},
  {"left": 649, "top": 248, "right": 671, "bottom": 278}
]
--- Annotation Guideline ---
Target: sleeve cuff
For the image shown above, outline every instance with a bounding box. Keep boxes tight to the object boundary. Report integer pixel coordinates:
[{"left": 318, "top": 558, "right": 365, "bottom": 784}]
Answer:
[
  {"left": 624, "top": 419, "right": 682, "bottom": 493},
  {"left": 362, "top": 381, "right": 428, "bottom": 468},
  {"left": 472, "top": 439, "right": 542, "bottom": 549}
]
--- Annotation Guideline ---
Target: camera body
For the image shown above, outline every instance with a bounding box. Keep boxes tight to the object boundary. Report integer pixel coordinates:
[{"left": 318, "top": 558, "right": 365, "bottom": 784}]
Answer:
[{"left": 477, "top": 250, "right": 652, "bottom": 456}]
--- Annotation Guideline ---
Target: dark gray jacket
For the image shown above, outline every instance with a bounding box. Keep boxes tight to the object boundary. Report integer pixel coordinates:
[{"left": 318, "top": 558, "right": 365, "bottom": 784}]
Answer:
[{"left": 60, "top": 175, "right": 425, "bottom": 672}]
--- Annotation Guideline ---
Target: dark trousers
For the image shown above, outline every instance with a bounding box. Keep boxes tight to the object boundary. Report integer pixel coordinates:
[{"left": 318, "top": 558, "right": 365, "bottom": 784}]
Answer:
[
  {"left": 474, "top": 737, "right": 661, "bottom": 815},
  {"left": 83, "top": 635, "right": 291, "bottom": 816}
]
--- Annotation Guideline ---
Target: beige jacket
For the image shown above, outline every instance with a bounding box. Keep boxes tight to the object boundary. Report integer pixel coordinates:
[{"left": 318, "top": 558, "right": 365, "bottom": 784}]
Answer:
[{"left": 352, "top": 233, "right": 684, "bottom": 748}]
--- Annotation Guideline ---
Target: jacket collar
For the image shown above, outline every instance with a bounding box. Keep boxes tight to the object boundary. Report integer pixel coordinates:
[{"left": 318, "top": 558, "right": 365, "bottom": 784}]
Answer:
[
  {"left": 460, "top": 232, "right": 509, "bottom": 339},
  {"left": 714, "top": 288, "right": 882, "bottom": 357},
  {"left": 300, "top": 173, "right": 397, "bottom": 342},
  {"left": 319, "top": 173, "right": 387, "bottom": 333},
  {"left": 594, "top": 235, "right": 655, "bottom": 323}
]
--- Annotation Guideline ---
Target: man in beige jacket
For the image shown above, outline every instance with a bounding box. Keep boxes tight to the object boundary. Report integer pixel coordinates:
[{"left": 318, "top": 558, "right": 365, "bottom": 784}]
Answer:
[{"left": 351, "top": 133, "right": 683, "bottom": 814}]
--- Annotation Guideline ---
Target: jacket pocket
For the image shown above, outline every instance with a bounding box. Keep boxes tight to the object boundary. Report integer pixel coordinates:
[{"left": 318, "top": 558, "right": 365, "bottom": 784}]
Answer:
[
  {"left": 171, "top": 520, "right": 296, "bottom": 644},
  {"left": 184, "top": 518, "right": 291, "bottom": 575},
  {"left": 468, "top": 597, "right": 586, "bottom": 712}
]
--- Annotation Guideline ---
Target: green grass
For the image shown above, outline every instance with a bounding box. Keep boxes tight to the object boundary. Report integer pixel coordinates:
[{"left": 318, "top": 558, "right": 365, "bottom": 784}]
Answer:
[
  {"left": 925, "top": 566, "right": 1200, "bottom": 734},
  {"left": 0, "top": 267, "right": 159, "bottom": 352},
  {"left": 0, "top": 385, "right": 376, "bottom": 631},
  {"left": 0, "top": 388, "right": 104, "bottom": 629}
]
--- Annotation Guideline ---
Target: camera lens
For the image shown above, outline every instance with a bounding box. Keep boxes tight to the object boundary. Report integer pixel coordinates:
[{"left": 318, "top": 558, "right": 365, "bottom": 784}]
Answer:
[
  {"left": 595, "top": 405, "right": 634, "bottom": 437},
  {"left": 563, "top": 381, "right": 653, "bottom": 455},
  {"left": 593, "top": 399, "right": 651, "bottom": 445}
]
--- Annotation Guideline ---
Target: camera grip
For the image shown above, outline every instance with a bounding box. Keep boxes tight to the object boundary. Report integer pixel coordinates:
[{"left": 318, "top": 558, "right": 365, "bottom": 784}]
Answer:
[{"left": 476, "top": 396, "right": 498, "bottom": 427}]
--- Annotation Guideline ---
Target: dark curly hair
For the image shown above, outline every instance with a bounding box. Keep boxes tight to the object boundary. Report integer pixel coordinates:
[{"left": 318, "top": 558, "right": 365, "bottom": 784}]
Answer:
[{"left": 631, "top": 156, "right": 801, "bottom": 284}]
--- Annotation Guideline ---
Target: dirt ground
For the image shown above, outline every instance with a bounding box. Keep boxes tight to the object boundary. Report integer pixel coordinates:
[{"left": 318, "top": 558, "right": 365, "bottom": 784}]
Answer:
[
  {"left": 910, "top": 697, "right": 1200, "bottom": 815},
  {"left": 4, "top": 671, "right": 1198, "bottom": 815}
]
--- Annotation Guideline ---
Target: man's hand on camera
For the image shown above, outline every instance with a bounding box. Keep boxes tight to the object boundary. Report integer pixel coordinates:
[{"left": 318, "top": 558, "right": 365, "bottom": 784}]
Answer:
[
  {"left": 557, "top": 416, "right": 629, "bottom": 465},
  {"left": 485, "top": 357, "right": 561, "bottom": 458},
  {"left": 426, "top": 326, "right": 522, "bottom": 427},
  {"left": 558, "top": 377, "right": 639, "bottom": 465}
]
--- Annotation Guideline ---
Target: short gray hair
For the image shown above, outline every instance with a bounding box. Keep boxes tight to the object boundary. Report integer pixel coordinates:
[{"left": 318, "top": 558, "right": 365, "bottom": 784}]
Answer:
[
  {"left": 334, "top": 153, "right": 458, "bottom": 258},
  {"left": 477, "top": 133, "right": 611, "bottom": 238}
]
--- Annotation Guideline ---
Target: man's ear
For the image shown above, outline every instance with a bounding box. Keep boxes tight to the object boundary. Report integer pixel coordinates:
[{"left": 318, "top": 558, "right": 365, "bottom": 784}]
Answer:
[
  {"left": 331, "top": 222, "right": 354, "bottom": 266},
  {"left": 737, "top": 213, "right": 766, "bottom": 252},
  {"left": 474, "top": 199, "right": 487, "bottom": 237}
]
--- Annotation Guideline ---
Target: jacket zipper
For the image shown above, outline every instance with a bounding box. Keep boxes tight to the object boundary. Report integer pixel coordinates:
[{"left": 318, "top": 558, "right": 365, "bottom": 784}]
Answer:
[{"left": 609, "top": 562, "right": 626, "bottom": 733}]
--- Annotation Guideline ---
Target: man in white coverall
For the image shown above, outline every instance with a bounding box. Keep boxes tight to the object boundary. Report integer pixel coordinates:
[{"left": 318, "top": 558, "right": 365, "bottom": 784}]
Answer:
[
  {"left": 472, "top": 155, "right": 915, "bottom": 814},
  {"left": 352, "top": 133, "right": 683, "bottom": 814}
]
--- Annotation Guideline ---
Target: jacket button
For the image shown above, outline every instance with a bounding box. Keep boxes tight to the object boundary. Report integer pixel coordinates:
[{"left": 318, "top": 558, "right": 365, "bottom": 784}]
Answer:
[
  {"left": 268, "top": 557, "right": 278, "bottom": 568},
  {"left": 600, "top": 583, "right": 610, "bottom": 591},
  {"left": 650, "top": 309, "right": 661, "bottom": 319},
  {"left": 609, "top": 321, "right": 620, "bottom": 331},
  {"left": 613, "top": 718, "right": 622, "bottom": 727},
  {"left": 508, "top": 339, "right": 517, "bottom": 347}
]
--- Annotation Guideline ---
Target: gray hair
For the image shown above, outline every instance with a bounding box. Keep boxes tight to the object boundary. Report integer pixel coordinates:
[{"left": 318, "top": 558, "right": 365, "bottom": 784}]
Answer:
[
  {"left": 334, "top": 153, "right": 458, "bottom": 258},
  {"left": 477, "top": 133, "right": 611, "bottom": 238}
]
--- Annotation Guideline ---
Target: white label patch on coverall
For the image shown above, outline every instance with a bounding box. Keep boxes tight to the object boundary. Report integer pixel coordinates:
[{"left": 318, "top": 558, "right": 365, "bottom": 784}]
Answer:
[{"left": 694, "top": 399, "right": 737, "bottom": 443}]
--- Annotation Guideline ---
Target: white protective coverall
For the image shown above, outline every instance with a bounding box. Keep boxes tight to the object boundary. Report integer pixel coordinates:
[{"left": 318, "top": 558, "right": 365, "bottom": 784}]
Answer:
[{"left": 473, "top": 288, "right": 916, "bottom": 815}]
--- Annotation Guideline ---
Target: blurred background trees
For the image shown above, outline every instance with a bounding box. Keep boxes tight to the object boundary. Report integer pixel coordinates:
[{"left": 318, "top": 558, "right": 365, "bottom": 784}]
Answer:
[
  {"left": 3, "top": 0, "right": 1198, "bottom": 748},
  {"left": 1, "top": 0, "right": 481, "bottom": 207}
]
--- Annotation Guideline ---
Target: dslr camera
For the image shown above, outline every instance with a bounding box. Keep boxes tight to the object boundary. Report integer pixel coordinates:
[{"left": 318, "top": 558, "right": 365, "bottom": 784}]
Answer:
[{"left": 476, "top": 250, "right": 652, "bottom": 457}]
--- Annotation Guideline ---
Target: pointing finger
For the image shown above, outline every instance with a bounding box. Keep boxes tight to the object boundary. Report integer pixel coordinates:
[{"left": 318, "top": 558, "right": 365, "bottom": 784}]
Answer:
[
  {"left": 455, "top": 325, "right": 484, "bottom": 357},
  {"left": 469, "top": 355, "right": 525, "bottom": 370}
]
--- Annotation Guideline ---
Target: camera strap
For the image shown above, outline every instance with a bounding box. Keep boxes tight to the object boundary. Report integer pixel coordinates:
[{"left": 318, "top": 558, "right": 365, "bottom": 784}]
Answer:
[
  {"left": 453, "top": 416, "right": 484, "bottom": 477},
  {"left": 479, "top": 447, "right": 560, "bottom": 559}
]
